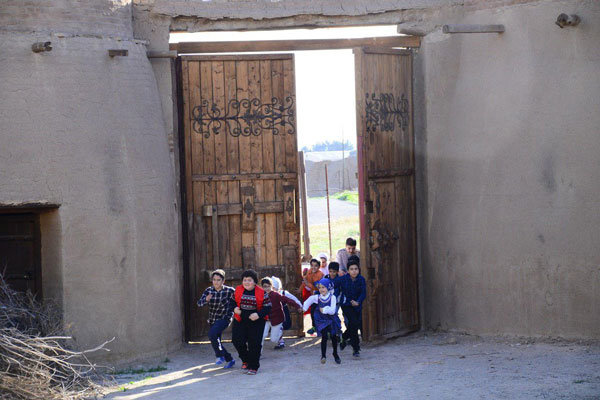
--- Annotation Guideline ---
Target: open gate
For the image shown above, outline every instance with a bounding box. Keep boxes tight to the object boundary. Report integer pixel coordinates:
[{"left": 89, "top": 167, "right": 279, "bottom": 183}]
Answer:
[{"left": 176, "top": 41, "right": 420, "bottom": 342}]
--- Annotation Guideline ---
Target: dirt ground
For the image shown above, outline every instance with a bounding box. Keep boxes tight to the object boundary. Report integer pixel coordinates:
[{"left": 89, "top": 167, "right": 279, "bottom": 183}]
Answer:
[{"left": 103, "top": 331, "right": 599, "bottom": 400}]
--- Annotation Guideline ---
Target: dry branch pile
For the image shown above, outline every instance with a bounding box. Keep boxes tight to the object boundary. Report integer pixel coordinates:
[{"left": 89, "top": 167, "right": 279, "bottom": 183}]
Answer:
[{"left": 0, "top": 275, "right": 111, "bottom": 399}]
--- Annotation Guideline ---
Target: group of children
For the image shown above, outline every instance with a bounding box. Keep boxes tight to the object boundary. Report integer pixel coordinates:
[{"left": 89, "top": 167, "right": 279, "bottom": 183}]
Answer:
[{"left": 197, "top": 237, "right": 365, "bottom": 375}]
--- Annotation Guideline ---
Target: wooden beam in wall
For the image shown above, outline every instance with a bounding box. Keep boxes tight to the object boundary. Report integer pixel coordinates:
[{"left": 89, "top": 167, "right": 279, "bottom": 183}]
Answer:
[{"left": 170, "top": 36, "right": 421, "bottom": 53}]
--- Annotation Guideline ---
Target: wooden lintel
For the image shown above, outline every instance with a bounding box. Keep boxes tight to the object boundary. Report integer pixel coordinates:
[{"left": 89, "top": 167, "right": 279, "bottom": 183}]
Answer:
[
  {"left": 171, "top": 36, "right": 421, "bottom": 54},
  {"left": 442, "top": 24, "right": 505, "bottom": 33},
  {"left": 192, "top": 172, "right": 297, "bottom": 182},
  {"left": 0, "top": 202, "right": 60, "bottom": 214},
  {"left": 202, "top": 201, "right": 284, "bottom": 216}
]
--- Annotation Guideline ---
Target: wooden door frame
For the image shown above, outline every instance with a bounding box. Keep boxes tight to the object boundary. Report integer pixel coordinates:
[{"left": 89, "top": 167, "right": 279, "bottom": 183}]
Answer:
[{"left": 174, "top": 37, "right": 420, "bottom": 342}]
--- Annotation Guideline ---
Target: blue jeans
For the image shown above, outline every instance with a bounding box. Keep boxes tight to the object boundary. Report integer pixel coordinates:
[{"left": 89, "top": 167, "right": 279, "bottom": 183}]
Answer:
[{"left": 208, "top": 319, "right": 233, "bottom": 362}]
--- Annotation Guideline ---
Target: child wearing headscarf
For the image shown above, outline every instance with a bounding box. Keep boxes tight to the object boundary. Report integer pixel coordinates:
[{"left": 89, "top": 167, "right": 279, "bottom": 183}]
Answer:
[
  {"left": 317, "top": 252, "right": 329, "bottom": 276},
  {"left": 300, "top": 258, "right": 324, "bottom": 335},
  {"left": 270, "top": 276, "right": 302, "bottom": 348},
  {"left": 302, "top": 278, "right": 342, "bottom": 364}
]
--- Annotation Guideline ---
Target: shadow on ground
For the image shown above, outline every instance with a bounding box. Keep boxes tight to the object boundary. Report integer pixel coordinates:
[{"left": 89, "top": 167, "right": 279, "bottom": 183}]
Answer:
[{"left": 103, "top": 332, "right": 600, "bottom": 400}]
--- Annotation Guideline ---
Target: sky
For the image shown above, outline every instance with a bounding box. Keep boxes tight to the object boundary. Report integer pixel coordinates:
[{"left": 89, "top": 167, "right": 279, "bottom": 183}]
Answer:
[{"left": 171, "top": 25, "right": 399, "bottom": 149}]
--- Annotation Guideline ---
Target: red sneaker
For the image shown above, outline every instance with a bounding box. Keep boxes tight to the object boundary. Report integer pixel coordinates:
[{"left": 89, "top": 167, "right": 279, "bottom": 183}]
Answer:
[
  {"left": 241, "top": 362, "right": 248, "bottom": 370},
  {"left": 246, "top": 369, "right": 257, "bottom": 375}
]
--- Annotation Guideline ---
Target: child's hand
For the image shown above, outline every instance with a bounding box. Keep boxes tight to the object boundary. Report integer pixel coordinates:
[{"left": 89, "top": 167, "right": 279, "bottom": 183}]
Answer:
[
  {"left": 351, "top": 300, "right": 359, "bottom": 307},
  {"left": 234, "top": 307, "right": 242, "bottom": 315},
  {"left": 319, "top": 307, "right": 324, "bottom": 313},
  {"left": 249, "top": 313, "right": 259, "bottom": 321},
  {"left": 205, "top": 294, "right": 213, "bottom": 302}
]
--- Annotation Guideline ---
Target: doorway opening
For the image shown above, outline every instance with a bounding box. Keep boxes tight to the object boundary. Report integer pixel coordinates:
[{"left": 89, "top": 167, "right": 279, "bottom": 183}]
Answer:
[{"left": 172, "top": 24, "right": 419, "bottom": 343}]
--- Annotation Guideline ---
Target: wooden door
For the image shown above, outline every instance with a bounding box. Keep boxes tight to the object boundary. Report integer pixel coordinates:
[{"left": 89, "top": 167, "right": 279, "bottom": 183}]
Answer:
[
  {"left": 179, "top": 54, "right": 302, "bottom": 340},
  {"left": 354, "top": 48, "right": 419, "bottom": 340},
  {"left": 0, "top": 213, "right": 41, "bottom": 296}
]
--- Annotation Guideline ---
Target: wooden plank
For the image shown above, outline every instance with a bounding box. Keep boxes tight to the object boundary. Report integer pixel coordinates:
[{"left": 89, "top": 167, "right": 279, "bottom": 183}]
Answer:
[
  {"left": 191, "top": 173, "right": 297, "bottom": 182},
  {"left": 261, "top": 60, "right": 278, "bottom": 267},
  {"left": 442, "top": 24, "right": 505, "bottom": 33},
  {"left": 271, "top": 59, "right": 286, "bottom": 265},
  {"left": 362, "top": 47, "right": 412, "bottom": 55},
  {"left": 224, "top": 60, "right": 242, "bottom": 268},
  {"left": 298, "top": 151, "right": 310, "bottom": 260},
  {"left": 200, "top": 61, "right": 216, "bottom": 268},
  {"left": 248, "top": 60, "right": 266, "bottom": 267},
  {"left": 282, "top": 57, "right": 299, "bottom": 247},
  {"left": 236, "top": 60, "right": 254, "bottom": 250},
  {"left": 172, "top": 36, "right": 421, "bottom": 53},
  {"left": 212, "top": 60, "right": 230, "bottom": 268},
  {"left": 201, "top": 201, "right": 284, "bottom": 216},
  {"left": 179, "top": 54, "right": 294, "bottom": 61}
]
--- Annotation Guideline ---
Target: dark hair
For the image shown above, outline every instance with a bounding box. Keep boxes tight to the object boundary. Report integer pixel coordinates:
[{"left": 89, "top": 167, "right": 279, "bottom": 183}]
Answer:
[
  {"left": 310, "top": 258, "right": 320, "bottom": 267},
  {"left": 346, "top": 237, "right": 357, "bottom": 247},
  {"left": 211, "top": 269, "right": 226, "bottom": 280},
  {"left": 241, "top": 269, "right": 258, "bottom": 284},
  {"left": 260, "top": 277, "right": 273, "bottom": 286},
  {"left": 328, "top": 262, "right": 340, "bottom": 271},
  {"left": 347, "top": 255, "right": 360, "bottom": 269}
]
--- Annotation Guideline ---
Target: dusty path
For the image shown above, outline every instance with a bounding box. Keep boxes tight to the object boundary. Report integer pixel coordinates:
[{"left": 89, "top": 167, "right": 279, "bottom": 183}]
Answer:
[
  {"left": 104, "top": 332, "right": 599, "bottom": 400},
  {"left": 306, "top": 197, "right": 358, "bottom": 225}
]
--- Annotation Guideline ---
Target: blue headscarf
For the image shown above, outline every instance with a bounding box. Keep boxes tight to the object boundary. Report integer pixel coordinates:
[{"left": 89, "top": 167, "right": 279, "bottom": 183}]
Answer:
[{"left": 315, "top": 278, "right": 333, "bottom": 292}]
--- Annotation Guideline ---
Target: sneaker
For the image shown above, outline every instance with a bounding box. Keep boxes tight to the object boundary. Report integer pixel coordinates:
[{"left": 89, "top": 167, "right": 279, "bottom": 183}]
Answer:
[
  {"left": 274, "top": 343, "right": 285, "bottom": 350},
  {"left": 215, "top": 357, "right": 225, "bottom": 365},
  {"left": 246, "top": 369, "right": 258, "bottom": 375},
  {"left": 334, "top": 354, "right": 341, "bottom": 364},
  {"left": 352, "top": 351, "right": 360, "bottom": 358},
  {"left": 307, "top": 327, "right": 316, "bottom": 335},
  {"left": 320, "top": 357, "right": 326, "bottom": 364},
  {"left": 223, "top": 359, "right": 235, "bottom": 369},
  {"left": 241, "top": 362, "right": 248, "bottom": 370},
  {"left": 340, "top": 340, "right": 347, "bottom": 351}
]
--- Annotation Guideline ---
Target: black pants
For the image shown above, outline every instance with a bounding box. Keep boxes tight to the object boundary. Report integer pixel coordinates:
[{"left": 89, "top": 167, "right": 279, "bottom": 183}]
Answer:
[
  {"left": 341, "top": 305, "right": 362, "bottom": 352},
  {"left": 208, "top": 319, "right": 233, "bottom": 362},
  {"left": 320, "top": 325, "right": 339, "bottom": 358},
  {"left": 232, "top": 319, "right": 265, "bottom": 370}
]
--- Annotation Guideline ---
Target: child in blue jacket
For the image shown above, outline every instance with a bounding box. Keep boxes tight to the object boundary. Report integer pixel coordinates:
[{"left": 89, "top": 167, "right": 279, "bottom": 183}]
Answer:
[{"left": 338, "top": 255, "right": 366, "bottom": 357}]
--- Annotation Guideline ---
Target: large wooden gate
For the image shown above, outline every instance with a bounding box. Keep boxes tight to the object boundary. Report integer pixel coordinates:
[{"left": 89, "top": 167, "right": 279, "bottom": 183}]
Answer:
[
  {"left": 178, "top": 54, "right": 302, "bottom": 340},
  {"left": 354, "top": 48, "right": 419, "bottom": 339}
]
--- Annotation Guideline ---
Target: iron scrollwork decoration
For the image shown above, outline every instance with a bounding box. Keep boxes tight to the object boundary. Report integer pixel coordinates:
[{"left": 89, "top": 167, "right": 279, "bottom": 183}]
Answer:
[
  {"left": 365, "top": 93, "right": 409, "bottom": 134},
  {"left": 192, "top": 96, "right": 296, "bottom": 138}
]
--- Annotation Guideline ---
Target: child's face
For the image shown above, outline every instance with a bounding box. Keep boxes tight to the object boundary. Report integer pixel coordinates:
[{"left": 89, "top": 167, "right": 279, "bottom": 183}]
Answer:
[
  {"left": 310, "top": 262, "right": 319, "bottom": 272},
  {"left": 320, "top": 258, "right": 327, "bottom": 266},
  {"left": 242, "top": 277, "right": 256, "bottom": 291},
  {"left": 328, "top": 269, "right": 338, "bottom": 278},
  {"left": 318, "top": 284, "right": 328, "bottom": 296},
  {"left": 348, "top": 265, "right": 359, "bottom": 278},
  {"left": 346, "top": 244, "right": 356, "bottom": 254},
  {"left": 262, "top": 283, "right": 272, "bottom": 293},
  {"left": 212, "top": 275, "right": 224, "bottom": 288}
]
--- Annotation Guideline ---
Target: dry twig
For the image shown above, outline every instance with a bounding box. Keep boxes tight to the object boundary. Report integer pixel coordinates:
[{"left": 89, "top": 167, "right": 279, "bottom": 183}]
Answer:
[{"left": 0, "top": 274, "right": 112, "bottom": 399}]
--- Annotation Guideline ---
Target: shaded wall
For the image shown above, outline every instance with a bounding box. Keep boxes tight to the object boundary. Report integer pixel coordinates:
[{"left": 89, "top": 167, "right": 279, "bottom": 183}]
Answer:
[
  {"left": 421, "top": 0, "right": 600, "bottom": 338},
  {"left": 0, "top": 0, "right": 182, "bottom": 363}
]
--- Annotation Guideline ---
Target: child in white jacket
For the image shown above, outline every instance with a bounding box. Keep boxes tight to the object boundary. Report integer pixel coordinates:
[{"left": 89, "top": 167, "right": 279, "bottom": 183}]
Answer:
[{"left": 302, "top": 278, "right": 342, "bottom": 364}]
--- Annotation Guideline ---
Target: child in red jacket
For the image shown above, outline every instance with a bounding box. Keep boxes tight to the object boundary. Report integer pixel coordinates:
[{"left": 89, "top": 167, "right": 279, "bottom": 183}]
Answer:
[{"left": 261, "top": 277, "right": 301, "bottom": 350}]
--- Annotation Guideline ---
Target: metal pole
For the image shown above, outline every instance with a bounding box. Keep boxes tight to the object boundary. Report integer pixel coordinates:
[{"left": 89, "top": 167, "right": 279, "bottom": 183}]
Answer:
[{"left": 325, "top": 164, "right": 333, "bottom": 258}]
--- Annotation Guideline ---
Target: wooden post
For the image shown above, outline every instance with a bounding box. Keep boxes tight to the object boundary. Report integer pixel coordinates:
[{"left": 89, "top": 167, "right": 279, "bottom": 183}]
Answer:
[
  {"left": 298, "top": 151, "right": 310, "bottom": 260},
  {"left": 325, "top": 164, "right": 332, "bottom": 258}
]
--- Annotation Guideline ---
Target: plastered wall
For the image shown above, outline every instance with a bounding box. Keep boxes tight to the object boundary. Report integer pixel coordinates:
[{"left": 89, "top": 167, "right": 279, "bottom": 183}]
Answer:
[
  {"left": 420, "top": 0, "right": 600, "bottom": 339},
  {"left": 0, "top": 0, "right": 182, "bottom": 363}
]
